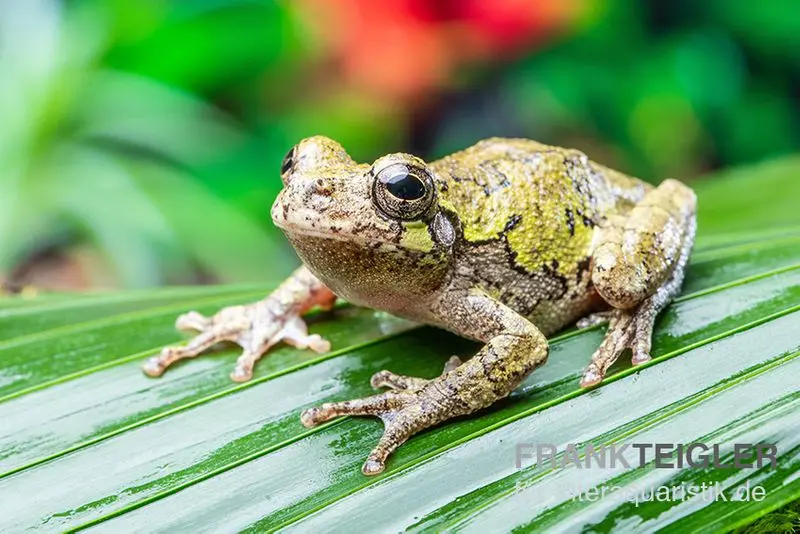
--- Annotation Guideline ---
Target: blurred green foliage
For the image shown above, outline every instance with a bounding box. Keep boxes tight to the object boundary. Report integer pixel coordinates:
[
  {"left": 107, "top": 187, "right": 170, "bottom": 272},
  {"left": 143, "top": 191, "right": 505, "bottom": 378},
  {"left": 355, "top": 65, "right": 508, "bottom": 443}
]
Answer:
[{"left": 0, "top": 0, "right": 797, "bottom": 289}]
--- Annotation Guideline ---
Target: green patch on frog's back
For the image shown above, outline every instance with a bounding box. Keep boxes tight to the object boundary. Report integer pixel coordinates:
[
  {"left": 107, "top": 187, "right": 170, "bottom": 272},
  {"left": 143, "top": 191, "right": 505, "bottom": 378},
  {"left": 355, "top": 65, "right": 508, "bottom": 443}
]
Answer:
[{"left": 431, "top": 140, "right": 603, "bottom": 278}]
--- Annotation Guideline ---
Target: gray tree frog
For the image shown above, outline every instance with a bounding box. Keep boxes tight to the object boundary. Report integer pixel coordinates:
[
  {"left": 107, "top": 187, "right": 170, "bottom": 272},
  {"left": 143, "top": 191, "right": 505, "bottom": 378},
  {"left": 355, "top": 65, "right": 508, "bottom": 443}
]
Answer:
[{"left": 143, "top": 136, "right": 696, "bottom": 475}]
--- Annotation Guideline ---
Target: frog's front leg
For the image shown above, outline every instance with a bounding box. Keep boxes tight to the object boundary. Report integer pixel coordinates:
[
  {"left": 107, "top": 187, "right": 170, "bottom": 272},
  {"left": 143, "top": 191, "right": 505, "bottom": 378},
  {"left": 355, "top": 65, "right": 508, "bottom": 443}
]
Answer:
[
  {"left": 143, "top": 267, "right": 336, "bottom": 382},
  {"left": 581, "top": 179, "right": 697, "bottom": 387},
  {"left": 301, "top": 290, "right": 549, "bottom": 475}
]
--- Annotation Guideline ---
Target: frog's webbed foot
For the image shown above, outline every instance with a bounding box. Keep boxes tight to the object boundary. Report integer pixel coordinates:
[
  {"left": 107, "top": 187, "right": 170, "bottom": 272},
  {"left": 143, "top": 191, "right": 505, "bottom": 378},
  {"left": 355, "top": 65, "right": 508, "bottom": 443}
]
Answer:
[
  {"left": 143, "top": 267, "right": 335, "bottom": 382},
  {"left": 301, "top": 388, "right": 429, "bottom": 475},
  {"left": 579, "top": 304, "right": 657, "bottom": 387},
  {"left": 302, "top": 356, "right": 464, "bottom": 475},
  {"left": 143, "top": 306, "right": 330, "bottom": 382},
  {"left": 303, "top": 290, "right": 549, "bottom": 476}
]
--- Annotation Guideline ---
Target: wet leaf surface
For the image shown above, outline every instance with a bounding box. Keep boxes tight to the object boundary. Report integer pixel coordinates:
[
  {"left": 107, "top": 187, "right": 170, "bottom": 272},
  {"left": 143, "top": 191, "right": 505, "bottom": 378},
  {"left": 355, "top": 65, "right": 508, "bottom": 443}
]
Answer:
[{"left": 1, "top": 158, "right": 798, "bottom": 532}]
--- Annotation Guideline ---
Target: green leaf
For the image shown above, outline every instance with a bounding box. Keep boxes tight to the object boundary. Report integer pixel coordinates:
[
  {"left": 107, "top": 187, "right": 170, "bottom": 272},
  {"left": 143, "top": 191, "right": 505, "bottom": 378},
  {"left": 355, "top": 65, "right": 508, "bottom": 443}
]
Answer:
[{"left": 1, "top": 157, "right": 799, "bottom": 532}]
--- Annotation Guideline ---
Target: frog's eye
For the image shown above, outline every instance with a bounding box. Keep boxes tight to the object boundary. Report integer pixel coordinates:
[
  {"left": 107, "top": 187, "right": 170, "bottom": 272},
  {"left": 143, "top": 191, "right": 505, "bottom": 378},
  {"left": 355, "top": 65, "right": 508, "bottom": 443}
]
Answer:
[
  {"left": 280, "top": 147, "right": 296, "bottom": 182},
  {"left": 371, "top": 162, "right": 436, "bottom": 221}
]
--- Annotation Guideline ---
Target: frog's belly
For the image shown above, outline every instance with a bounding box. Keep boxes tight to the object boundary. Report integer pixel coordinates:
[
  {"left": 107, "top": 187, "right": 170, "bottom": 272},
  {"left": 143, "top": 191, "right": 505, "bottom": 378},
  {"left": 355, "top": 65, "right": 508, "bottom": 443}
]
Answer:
[{"left": 523, "top": 288, "right": 603, "bottom": 337}]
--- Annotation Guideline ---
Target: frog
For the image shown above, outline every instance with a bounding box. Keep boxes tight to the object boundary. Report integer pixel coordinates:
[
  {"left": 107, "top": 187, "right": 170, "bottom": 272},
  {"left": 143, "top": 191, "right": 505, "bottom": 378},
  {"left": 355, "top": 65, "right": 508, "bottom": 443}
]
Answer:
[{"left": 143, "top": 136, "right": 696, "bottom": 476}]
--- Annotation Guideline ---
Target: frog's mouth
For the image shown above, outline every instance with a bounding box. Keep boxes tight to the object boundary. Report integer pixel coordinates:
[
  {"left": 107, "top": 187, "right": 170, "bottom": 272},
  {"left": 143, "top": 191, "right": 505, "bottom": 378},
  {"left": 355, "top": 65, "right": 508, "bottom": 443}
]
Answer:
[
  {"left": 273, "top": 218, "right": 423, "bottom": 254},
  {"left": 271, "top": 194, "right": 408, "bottom": 247},
  {"left": 273, "top": 210, "right": 443, "bottom": 256},
  {"left": 273, "top": 219, "right": 373, "bottom": 244}
]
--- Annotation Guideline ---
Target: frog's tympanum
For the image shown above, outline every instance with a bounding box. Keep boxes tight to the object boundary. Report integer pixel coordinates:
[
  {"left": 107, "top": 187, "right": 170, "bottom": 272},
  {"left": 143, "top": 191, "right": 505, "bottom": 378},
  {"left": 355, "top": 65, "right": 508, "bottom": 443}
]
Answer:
[{"left": 144, "top": 137, "right": 696, "bottom": 475}]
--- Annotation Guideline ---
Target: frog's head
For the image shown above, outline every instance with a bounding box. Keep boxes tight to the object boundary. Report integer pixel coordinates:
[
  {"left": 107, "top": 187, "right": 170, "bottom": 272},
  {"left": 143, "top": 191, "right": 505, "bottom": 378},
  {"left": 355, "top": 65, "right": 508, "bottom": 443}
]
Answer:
[{"left": 271, "top": 136, "right": 456, "bottom": 313}]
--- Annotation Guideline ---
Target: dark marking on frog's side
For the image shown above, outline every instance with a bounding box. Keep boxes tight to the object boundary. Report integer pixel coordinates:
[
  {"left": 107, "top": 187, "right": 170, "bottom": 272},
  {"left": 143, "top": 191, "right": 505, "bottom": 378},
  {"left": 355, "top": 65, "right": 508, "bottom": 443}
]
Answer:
[
  {"left": 576, "top": 256, "right": 592, "bottom": 285},
  {"left": 565, "top": 208, "right": 575, "bottom": 236},
  {"left": 454, "top": 231, "right": 572, "bottom": 322},
  {"left": 504, "top": 214, "right": 522, "bottom": 233},
  {"left": 541, "top": 259, "right": 568, "bottom": 301},
  {"left": 479, "top": 162, "right": 512, "bottom": 196}
]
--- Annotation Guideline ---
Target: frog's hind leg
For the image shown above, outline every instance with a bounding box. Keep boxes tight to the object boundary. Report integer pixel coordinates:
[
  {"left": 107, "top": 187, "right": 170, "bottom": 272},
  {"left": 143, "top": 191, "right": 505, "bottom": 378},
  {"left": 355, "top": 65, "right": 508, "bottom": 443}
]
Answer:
[
  {"left": 581, "top": 179, "right": 696, "bottom": 387},
  {"left": 302, "top": 291, "right": 549, "bottom": 475}
]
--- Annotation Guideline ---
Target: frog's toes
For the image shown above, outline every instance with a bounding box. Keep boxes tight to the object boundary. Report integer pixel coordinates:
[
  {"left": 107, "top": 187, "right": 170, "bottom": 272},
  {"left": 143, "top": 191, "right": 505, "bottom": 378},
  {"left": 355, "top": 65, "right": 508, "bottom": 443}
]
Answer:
[
  {"left": 300, "top": 389, "right": 438, "bottom": 475},
  {"left": 302, "top": 356, "right": 466, "bottom": 475},
  {"left": 301, "top": 391, "right": 405, "bottom": 427},
  {"left": 142, "top": 310, "right": 237, "bottom": 377},
  {"left": 174, "top": 310, "right": 213, "bottom": 332},
  {"left": 579, "top": 308, "right": 654, "bottom": 388},
  {"left": 275, "top": 316, "right": 331, "bottom": 353},
  {"left": 230, "top": 316, "right": 331, "bottom": 382},
  {"left": 143, "top": 330, "right": 224, "bottom": 377},
  {"left": 370, "top": 370, "right": 429, "bottom": 391},
  {"left": 144, "top": 301, "right": 331, "bottom": 382},
  {"left": 370, "top": 356, "right": 462, "bottom": 392}
]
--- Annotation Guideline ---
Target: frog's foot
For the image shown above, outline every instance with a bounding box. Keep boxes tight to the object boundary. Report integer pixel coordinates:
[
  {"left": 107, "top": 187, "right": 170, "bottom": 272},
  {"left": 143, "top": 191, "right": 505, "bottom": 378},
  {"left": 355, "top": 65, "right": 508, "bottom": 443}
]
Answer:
[
  {"left": 370, "top": 356, "right": 462, "bottom": 391},
  {"left": 142, "top": 304, "right": 331, "bottom": 382},
  {"left": 579, "top": 302, "right": 658, "bottom": 388},
  {"left": 576, "top": 311, "right": 613, "bottom": 329},
  {"left": 301, "top": 356, "right": 464, "bottom": 475}
]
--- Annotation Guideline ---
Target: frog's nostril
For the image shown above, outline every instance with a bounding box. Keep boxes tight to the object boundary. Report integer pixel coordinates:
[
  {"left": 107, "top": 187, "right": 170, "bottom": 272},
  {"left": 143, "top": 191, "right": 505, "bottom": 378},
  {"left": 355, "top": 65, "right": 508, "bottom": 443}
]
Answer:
[{"left": 311, "top": 179, "right": 333, "bottom": 197}]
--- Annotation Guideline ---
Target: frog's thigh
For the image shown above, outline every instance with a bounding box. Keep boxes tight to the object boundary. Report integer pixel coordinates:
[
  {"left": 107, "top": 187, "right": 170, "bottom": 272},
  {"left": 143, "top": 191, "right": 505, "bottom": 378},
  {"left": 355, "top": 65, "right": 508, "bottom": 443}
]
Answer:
[
  {"left": 592, "top": 179, "right": 697, "bottom": 309},
  {"left": 580, "top": 180, "right": 696, "bottom": 387}
]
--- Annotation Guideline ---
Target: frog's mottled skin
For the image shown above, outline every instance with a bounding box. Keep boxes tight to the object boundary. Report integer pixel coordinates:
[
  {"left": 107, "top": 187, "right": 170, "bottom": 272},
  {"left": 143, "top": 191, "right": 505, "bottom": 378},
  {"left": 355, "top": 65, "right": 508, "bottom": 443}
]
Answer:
[{"left": 145, "top": 136, "right": 696, "bottom": 476}]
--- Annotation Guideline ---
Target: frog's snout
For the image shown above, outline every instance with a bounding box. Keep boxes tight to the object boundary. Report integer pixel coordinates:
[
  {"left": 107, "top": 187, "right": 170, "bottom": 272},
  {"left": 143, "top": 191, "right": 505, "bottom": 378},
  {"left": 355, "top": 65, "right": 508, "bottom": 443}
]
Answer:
[
  {"left": 288, "top": 176, "right": 334, "bottom": 207},
  {"left": 307, "top": 177, "right": 333, "bottom": 198},
  {"left": 271, "top": 177, "right": 335, "bottom": 227}
]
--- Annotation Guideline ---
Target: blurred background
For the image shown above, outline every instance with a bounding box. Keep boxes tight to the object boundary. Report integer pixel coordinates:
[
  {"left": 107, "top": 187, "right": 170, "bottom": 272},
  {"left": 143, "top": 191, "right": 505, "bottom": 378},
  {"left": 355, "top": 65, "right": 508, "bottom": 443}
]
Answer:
[{"left": 1, "top": 0, "right": 798, "bottom": 291}]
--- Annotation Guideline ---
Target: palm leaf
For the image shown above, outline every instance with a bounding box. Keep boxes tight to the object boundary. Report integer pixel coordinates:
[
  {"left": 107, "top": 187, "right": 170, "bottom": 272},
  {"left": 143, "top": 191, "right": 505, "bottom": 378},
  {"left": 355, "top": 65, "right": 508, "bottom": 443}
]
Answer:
[{"left": 1, "top": 158, "right": 799, "bottom": 532}]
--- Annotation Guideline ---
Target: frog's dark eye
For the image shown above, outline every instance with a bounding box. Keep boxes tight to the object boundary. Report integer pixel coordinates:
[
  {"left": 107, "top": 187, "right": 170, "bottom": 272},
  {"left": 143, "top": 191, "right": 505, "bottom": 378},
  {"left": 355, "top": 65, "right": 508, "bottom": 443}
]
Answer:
[
  {"left": 280, "top": 147, "right": 295, "bottom": 181},
  {"left": 371, "top": 162, "right": 436, "bottom": 221},
  {"left": 383, "top": 172, "right": 425, "bottom": 200}
]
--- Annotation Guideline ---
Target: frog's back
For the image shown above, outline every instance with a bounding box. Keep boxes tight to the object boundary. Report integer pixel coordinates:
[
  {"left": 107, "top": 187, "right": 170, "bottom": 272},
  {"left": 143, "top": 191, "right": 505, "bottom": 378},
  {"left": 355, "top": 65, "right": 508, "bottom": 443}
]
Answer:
[{"left": 430, "top": 137, "right": 650, "bottom": 334}]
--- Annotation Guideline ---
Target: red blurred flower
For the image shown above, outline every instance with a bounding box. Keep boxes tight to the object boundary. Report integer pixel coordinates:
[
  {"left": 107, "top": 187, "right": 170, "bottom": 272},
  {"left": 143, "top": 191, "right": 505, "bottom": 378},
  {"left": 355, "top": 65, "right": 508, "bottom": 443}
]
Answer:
[{"left": 296, "top": 0, "right": 589, "bottom": 102}]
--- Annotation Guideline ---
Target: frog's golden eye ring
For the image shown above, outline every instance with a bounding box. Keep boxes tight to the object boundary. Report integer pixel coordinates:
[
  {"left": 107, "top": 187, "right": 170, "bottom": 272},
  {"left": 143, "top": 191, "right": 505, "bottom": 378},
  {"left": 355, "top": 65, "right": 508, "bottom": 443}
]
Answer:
[
  {"left": 280, "top": 146, "right": 296, "bottom": 183},
  {"left": 371, "top": 162, "right": 436, "bottom": 221}
]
